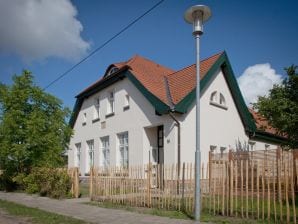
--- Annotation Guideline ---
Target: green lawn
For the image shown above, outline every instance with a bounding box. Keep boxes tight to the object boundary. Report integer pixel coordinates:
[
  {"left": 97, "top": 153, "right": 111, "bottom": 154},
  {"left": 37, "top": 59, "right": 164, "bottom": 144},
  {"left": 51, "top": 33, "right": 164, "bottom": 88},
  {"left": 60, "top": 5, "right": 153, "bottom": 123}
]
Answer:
[
  {"left": 86, "top": 200, "right": 273, "bottom": 223},
  {"left": 0, "top": 199, "right": 90, "bottom": 224}
]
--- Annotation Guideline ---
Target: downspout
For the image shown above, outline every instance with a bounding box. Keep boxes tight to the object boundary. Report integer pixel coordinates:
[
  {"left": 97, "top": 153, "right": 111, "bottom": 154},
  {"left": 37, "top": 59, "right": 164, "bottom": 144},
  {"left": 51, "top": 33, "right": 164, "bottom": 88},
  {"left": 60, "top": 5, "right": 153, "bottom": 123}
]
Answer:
[
  {"left": 164, "top": 76, "right": 181, "bottom": 189},
  {"left": 169, "top": 112, "right": 181, "bottom": 181}
]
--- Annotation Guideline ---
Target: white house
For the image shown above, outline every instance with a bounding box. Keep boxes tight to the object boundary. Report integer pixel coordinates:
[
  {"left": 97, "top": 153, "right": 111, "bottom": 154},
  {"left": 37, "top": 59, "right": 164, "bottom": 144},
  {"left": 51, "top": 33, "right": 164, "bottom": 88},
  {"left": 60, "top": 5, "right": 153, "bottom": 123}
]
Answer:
[{"left": 68, "top": 52, "right": 286, "bottom": 175}]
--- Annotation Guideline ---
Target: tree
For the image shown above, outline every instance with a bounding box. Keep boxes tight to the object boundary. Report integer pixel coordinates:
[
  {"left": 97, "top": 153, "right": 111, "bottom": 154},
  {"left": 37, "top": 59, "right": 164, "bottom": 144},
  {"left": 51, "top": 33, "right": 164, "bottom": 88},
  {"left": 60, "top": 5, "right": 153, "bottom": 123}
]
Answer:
[
  {"left": 253, "top": 65, "right": 298, "bottom": 148},
  {"left": 0, "top": 70, "right": 72, "bottom": 188}
]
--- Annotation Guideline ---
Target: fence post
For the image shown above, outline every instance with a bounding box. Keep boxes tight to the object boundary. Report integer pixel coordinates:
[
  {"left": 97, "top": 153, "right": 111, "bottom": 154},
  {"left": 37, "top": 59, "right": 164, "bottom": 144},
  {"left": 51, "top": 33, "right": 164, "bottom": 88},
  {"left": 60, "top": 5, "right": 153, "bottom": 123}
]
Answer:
[
  {"left": 209, "top": 151, "right": 212, "bottom": 190},
  {"left": 181, "top": 162, "right": 185, "bottom": 211},
  {"left": 89, "top": 167, "right": 93, "bottom": 199},
  {"left": 74, "top": 167, "right": 79, "bottom": 198}
]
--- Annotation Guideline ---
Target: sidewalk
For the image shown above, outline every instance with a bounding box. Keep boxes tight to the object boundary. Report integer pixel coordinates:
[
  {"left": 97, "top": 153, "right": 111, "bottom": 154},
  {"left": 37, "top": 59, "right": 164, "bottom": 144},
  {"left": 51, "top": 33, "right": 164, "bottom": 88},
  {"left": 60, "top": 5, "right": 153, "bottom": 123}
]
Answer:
[{"left": 0, "top": 192, "right": 200, "bottom": 224}]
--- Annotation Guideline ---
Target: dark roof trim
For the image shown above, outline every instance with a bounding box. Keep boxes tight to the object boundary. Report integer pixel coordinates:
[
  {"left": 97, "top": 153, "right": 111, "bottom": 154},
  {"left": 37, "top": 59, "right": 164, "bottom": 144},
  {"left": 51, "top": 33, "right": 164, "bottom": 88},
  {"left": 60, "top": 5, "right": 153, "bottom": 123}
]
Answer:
[
  {"left": 174, "top": 52, "right": 256, "bottom": 132},
  {"left": 125, "top": 71, "right": 170, "bottom": 114},
  {"left": 69, "top": 69, "right": 170, "bottom": 128},
  {"left": 251, "top": 130, "right": 289, "bottom": 145}
]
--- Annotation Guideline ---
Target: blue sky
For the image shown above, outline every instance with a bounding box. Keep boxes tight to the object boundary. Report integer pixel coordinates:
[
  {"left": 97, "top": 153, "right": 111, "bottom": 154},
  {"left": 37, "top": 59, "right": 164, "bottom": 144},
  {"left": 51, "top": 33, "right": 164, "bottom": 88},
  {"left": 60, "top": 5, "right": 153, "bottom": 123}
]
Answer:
[{"left": 0, "top": 0, "right": 297, "bottom": 109}]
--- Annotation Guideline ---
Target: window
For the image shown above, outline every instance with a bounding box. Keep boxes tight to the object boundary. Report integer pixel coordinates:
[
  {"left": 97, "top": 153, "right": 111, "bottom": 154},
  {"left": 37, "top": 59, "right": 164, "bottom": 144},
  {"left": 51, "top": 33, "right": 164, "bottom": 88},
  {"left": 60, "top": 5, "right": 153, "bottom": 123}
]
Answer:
[
  {"left": 100, "top": 136, "right": 110, "bottom": 168},
  {"left": 248, "top": 141, "right": 256, "bottom": 151},
  {"left": 107, "top": 91, "right": 115, "bottom": 115},
  {"left": 210, "top": 91, "right": 217, "bottom": 103},
  {"left": 220, "top": 147, "right": 226, "bottom": 158},
  {"left": 219, "top": 93, "right": 226, "bottom": 106},
  {"left": 93, "top": 97, "right": 100, "bottom": 120},
  {"left": 124, "top": 94, "right": 130, "bottom": 110},
  {"left": 118, "top": 132, "right": 128, "bottom": 167},
  {"left": 82, "top": 112, "right": 87, "bottom": 125},
  {"left": 210, "top": 145, "right": 217, "bottom": 152},
  {"left": 75, "top": 143, "right": 81, "bottom": 167},
  {"left": 106, "top": 67, "right": 119, "bottom": 77},
  {"left": 87, "top": 140, "right": 94, "bottom": 169},
  {"left": 210, "top": 91, "right": 228, "bottom": 110}
]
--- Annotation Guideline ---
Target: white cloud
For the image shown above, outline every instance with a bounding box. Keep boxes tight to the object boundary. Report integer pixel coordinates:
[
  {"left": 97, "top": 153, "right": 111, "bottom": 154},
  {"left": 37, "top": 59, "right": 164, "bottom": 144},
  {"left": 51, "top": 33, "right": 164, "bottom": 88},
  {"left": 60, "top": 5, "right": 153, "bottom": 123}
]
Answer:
[
  {"left": 0, "top": 0, "right": 90, "bottom": 62},
  {"left": 238, "top": 63, "right": 283, "bottom": 105}
]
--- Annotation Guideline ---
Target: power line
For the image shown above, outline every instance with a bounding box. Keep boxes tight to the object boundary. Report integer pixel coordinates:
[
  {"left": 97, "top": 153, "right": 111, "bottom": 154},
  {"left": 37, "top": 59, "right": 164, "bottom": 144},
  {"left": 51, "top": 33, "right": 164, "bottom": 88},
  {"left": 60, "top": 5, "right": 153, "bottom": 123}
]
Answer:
[{"left": 43, "top": 0, "right": 166, "bottom": 90}]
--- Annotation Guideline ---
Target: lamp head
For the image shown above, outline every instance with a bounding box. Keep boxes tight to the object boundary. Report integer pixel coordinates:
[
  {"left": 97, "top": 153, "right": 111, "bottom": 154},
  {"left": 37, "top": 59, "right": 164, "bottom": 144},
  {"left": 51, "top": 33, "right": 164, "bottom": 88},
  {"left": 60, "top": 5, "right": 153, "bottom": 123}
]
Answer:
[{"left": 184, "top": 5, "right": 211, "bottom": 35}]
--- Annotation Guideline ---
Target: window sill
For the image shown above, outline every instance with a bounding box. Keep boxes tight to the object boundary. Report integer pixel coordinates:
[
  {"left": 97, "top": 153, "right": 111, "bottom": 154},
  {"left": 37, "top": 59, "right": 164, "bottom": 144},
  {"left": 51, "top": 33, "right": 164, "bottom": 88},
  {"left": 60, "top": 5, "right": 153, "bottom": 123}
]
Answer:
[
  {"left": 123, "top": 105, "right": 130, "bottom": 111},
  {"left": 210, "top": 101, "right": 228, "bottom": 110},
  {"left": 82, "top": 122, "right": 86, "bottom": 126},
  {"left": 105, "top": 112, "right": 115, "bottom": 118},
  {"left": 92, "top": 118, "right": 100, "bottom": 123}
]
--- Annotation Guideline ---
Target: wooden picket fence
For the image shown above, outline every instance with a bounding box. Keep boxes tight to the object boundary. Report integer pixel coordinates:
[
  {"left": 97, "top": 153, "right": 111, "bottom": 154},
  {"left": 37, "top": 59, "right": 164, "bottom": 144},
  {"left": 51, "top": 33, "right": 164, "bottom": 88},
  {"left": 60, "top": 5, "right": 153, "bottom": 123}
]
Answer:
[
  {"left": 68, "top": 167, "right": 80, "bottom": 198},
  {"left": 86, "top": 149, "right": 298, "bottom": 222}
]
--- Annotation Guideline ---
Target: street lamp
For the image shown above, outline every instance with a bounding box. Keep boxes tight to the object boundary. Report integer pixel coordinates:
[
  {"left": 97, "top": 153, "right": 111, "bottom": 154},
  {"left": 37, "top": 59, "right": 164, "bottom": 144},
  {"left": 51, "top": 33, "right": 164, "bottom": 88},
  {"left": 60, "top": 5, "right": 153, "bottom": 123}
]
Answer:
[{"left": 184, "top": 5, "right": 211, "bottom": 221}]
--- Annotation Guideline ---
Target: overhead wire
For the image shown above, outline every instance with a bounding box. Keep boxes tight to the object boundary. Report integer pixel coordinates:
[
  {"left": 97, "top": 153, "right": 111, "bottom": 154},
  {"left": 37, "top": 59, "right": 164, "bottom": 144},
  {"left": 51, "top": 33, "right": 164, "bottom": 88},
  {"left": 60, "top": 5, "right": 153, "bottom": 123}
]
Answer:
[{"left": 43, "top": 0, "right": 166, "bottom": 90}]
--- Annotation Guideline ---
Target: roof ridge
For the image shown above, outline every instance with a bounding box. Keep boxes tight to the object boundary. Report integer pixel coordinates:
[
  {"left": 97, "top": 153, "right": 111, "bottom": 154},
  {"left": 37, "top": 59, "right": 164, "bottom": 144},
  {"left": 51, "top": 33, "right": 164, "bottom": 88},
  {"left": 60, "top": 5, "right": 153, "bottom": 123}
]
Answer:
[{"left": 167, "top": 51, "right": 224, "bottom": 77}]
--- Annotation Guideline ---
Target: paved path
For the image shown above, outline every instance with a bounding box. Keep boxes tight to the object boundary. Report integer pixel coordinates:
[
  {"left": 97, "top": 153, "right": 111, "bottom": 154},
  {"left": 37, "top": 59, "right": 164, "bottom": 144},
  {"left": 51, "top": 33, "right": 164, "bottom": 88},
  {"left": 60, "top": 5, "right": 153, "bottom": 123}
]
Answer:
[{"left": 0, "top": 192, "right": 202, "bottom": 224}]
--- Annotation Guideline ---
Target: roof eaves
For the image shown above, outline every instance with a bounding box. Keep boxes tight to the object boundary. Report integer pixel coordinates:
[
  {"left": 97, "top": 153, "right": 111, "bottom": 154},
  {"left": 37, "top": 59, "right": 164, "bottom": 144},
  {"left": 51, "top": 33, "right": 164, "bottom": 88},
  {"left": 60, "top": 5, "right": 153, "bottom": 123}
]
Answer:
[{"left": 174, "top": 51, "right": 257, "bottom": 133}]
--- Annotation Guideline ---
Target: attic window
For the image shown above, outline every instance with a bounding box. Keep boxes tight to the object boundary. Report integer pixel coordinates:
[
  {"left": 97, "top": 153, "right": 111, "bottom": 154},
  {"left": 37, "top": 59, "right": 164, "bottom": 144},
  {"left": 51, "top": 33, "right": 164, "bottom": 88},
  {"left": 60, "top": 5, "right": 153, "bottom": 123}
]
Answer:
[
  {"left": 210, "top": 91, "right": 228, "bottom": 110},
  {"left": 210, "top": 91, "right": 217, "bottom": 103},
  {"left": 219, "top": 93, "right": 226, "bottom": 106},
  {"left": 106, "top": 67, "right": 119, "bottom": 77}
]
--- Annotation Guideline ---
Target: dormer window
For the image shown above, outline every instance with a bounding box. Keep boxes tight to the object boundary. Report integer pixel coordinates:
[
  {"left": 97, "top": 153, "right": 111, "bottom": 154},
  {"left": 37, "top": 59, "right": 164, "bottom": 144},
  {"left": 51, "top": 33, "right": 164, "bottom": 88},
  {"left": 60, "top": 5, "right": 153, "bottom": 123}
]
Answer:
[
  {"left": 209, "top": 91, "right": 228, "bottom": 110},
  {"left": 106, "top": 66, "right": 119, "bottom": 77}
]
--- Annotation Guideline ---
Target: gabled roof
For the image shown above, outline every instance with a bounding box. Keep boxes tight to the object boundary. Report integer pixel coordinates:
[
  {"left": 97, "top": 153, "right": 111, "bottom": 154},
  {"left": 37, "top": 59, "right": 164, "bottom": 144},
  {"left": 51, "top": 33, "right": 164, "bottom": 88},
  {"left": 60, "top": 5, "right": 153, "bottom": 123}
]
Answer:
[
  {"left": 69, "top": 52, "right": 287, "bottom": 144},
  {"left": 167, "top": 53, "right": 222, "bottom": 105}
]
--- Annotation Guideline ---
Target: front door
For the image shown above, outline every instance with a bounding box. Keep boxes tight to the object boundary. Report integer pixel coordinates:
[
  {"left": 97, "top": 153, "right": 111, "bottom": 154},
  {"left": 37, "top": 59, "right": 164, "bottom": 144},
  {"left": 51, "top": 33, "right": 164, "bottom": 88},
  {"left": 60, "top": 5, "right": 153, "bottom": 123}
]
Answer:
[{"left": 157, "top": 125, "right": 164, "bottom": 165}]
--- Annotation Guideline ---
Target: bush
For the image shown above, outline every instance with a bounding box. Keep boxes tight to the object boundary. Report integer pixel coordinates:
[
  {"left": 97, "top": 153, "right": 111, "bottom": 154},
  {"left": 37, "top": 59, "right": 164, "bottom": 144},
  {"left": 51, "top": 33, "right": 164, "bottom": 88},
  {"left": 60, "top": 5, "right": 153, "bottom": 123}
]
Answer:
[
  {"left": 22, "top": 167, "right": 71, "bottom": 199},
  {"left": 0, "top": 171, "right": 18, "bottom": 191}
]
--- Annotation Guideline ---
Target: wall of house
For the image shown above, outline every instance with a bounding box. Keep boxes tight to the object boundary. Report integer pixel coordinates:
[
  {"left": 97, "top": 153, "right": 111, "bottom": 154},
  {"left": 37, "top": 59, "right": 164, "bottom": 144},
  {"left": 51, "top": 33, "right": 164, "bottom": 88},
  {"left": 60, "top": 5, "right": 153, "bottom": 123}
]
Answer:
[
  {"left": 68, "top": 77, "right": 177, "bottom": 175},
  {"left": 178, "top": 68, "right": 279, "bottom": 165}
]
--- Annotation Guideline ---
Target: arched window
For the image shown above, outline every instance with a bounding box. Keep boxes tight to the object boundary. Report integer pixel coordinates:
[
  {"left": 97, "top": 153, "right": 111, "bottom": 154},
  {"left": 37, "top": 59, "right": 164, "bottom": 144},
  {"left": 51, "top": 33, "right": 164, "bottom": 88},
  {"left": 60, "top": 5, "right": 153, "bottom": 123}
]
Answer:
[
  {"left": 106, "top": 67, "right": 119, "bottom": 77},
  {"left": 209, "top": 91, "right": 228, "bottom": 110},
  {"left": 210, "top": 91, "right": 217, "bottom": 103},
  {"left": 219, "top": 93, "right": 226, "bottom": 106}
]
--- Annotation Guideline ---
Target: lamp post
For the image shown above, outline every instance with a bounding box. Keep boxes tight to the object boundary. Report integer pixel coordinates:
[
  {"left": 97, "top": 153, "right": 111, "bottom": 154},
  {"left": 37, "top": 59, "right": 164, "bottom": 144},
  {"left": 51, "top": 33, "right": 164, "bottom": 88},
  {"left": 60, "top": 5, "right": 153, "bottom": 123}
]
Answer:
[{"left": 184, "top": 5, "right": 211, "bottom": 221}]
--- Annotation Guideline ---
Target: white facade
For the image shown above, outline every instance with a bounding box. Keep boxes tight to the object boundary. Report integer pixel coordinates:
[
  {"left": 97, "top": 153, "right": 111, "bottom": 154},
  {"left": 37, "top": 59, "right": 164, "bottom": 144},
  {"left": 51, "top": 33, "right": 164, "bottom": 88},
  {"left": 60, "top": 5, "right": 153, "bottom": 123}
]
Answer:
[
  {"left": 68, "top": 68, "right": 278, "bottom": 175},
  {"left": 68, "top": 78, "right": 177, "bottom": 175}
]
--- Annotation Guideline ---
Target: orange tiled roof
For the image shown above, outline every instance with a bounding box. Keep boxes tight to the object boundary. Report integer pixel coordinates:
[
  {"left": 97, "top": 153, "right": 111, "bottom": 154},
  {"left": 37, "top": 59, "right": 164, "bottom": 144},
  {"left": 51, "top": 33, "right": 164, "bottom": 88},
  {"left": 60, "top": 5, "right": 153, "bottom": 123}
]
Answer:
[
  {"left": 249, "top": 109, "right": 280, "bottom": 135},
  {"left": 123, "top": 55, "right": 175, "bottom": 105},
  {"left": 98, "top": 52, "right": 222, "bottom": 106},
  {"left": 167, "top": 52, "right": 222, "bottom": 104}
]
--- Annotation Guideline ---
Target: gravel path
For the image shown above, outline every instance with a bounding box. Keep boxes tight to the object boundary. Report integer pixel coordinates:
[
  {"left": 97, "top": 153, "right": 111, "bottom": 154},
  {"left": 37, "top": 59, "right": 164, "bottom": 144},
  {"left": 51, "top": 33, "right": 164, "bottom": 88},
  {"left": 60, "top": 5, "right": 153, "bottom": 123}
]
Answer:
[{"left": 0, "top": 192, "right": 202, "bottom": 224}]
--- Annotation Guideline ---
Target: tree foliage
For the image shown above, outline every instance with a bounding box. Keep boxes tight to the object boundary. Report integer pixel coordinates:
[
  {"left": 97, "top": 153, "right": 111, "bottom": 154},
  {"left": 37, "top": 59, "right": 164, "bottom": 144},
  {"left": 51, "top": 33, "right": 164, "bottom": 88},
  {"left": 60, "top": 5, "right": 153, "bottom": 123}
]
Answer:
[
  {"left": 0, "top": 70, "right": 72, "bottom": 188},
  {"left": 253, "top": 65, "right": 298, "bottom": 148}
]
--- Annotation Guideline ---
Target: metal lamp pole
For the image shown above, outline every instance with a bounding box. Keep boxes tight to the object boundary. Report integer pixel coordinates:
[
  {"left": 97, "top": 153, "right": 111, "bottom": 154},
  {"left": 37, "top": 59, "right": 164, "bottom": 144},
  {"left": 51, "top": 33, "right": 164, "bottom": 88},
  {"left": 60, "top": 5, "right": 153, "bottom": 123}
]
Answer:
[{"left": 184, "top": 5, "right": 211, "bottom": 221}]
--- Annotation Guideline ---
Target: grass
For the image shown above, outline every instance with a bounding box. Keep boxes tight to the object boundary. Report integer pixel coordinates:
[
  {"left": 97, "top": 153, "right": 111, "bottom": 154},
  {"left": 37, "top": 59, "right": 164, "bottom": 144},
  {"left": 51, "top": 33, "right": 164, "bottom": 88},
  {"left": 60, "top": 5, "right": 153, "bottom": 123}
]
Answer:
[
  {"left": 86, "top": 200, "right": 275, "bottom": 223},
  {"left": 79, "top": 182, "right": 89, "bottom": 198},
  {"left": 0, "top": 199, "right": 90, "bottom": 224}
]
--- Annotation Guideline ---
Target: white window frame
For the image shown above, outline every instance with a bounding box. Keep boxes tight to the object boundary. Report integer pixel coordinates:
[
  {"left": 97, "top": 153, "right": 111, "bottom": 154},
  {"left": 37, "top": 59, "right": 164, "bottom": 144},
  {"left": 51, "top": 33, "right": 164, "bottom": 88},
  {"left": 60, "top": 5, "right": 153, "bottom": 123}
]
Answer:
[
  {"left": 100, "top": 136, "right": 110, "bottom": 168},
  {"left": 248, "top": 141, "right": 256, "bottom": 151},
  {"left": 210, "top": 91, "right": 217, "bottom": 103},
  {"left": 209, "top": 91, "right": 228, "bottom": 110},
  {"left": 94, "top": 97, "right": 100, "bottom": 120},
  {"left": 107, "top": 91, "right": 115, "bottom": 115},
  {"left": 75, "top": 143, "right": 81, "bottom": 168},
  {"left": 118, "top": 132, "right": 128, "bottom": 168},
  {"left": 82, "top": 112, "right": 87, "bottom": 125},
  {"left": 210, "top": 145, "right": 217, "bottom": 153},
  {"left": 87, "top": 140, "right": 94, "bottom": 172},
  {"left": 124, "top": 94, "right": 130, "bottom": 108}
]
